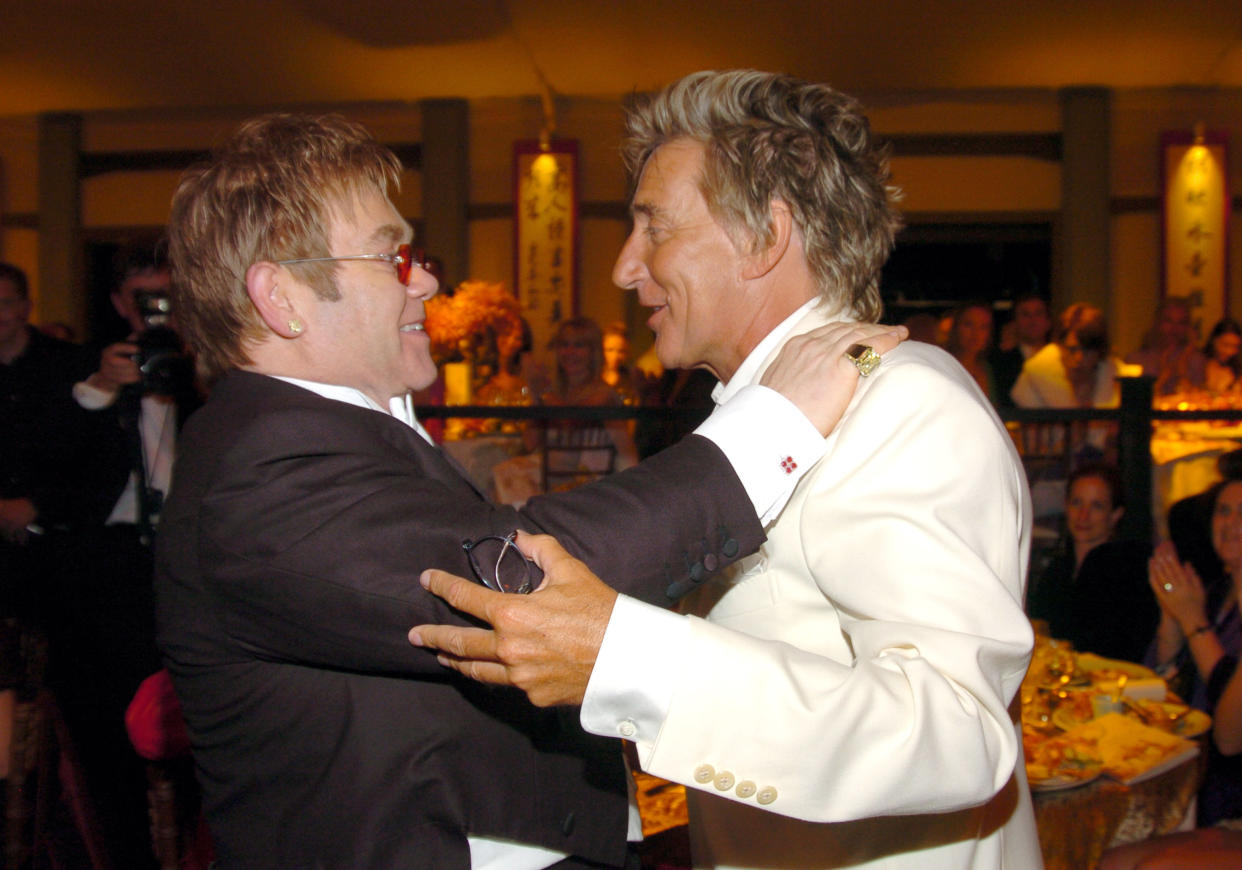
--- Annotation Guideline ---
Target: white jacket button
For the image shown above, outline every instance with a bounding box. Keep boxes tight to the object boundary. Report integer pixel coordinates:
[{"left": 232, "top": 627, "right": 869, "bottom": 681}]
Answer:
[
  {"left": 693, "top": 764, "right": 715, "bottom": 784},
  {"left": 756, "top": 786, "right": 778, "bottom": 805},
  {"left": 735, "top": 780, "right": 757, "bottom": 799},
  {"left": 618, "top": 719, "right": 637, "bottom": 738},
  {"left": 713, "top": 770, "right": 735, "bottom": 791}
]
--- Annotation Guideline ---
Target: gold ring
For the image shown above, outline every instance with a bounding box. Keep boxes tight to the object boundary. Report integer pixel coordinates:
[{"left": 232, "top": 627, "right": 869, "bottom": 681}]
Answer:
[
  {"left": 845, "top": 344, "right": 881, "bottom": 376},
  {"left": 1163, "top": 582, "right": 1174, "bottom": 592}
]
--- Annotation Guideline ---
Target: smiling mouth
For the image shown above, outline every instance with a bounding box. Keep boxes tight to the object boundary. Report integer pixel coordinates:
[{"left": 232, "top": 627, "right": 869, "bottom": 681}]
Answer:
[{"left": 400, "top": 323, "right": 425, "bottom": 333}]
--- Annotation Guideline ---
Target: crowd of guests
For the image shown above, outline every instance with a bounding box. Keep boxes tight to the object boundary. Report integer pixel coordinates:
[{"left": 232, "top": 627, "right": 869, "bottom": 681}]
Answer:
[
  {"left": 460, "top": 312, "right": 715, "bottom": 500},
  {"left": 958, "top": 290, "right": 1242, "bottom": 863},
  {"left": 902, "top": 292, "right": 1242, "bottom": 863},
  {"left": 1, "top": 251, "right": 199, "bottom": 867},
  {"left": 927, "top": 291, "right": 1242, "bottom": 416}
]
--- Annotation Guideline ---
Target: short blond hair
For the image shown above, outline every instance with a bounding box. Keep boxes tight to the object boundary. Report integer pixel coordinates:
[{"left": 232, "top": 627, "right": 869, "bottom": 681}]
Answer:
[{"left": 167, "top": 113, "right": 402, "bottom": 384}]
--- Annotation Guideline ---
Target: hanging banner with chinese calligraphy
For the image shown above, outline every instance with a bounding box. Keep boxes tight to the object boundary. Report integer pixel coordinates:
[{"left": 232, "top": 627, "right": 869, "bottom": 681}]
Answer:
[
  {"left": 1162, "top": 130, "right": 1230, "bottom": 328},
  {"left": 514, "top": 140, "right": 579, "bottom": 359}
]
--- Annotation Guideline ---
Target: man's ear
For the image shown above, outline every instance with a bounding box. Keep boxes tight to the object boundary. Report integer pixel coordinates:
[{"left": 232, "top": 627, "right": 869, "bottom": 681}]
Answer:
[
  {"left": 245, "top": 262, "right": 303, "bottom": 339},
  {"left": 740, "top": 200, "right": 793, "bottom": 280}
]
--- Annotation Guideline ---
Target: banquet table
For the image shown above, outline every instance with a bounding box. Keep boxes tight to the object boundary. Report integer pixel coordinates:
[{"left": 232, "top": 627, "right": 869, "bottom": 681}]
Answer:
[
  {"left": 634, "top": 754, "right": 1204, "bottom": 870},
  {"left": 1021, "top": 638, "right": 1214, "bottom": 869},
  {"left": 1032, "top": 744, "right": 1205, "bottom": 870},
  {"left": 630, "top": 638, "right": 1209, "bottom": 870}
]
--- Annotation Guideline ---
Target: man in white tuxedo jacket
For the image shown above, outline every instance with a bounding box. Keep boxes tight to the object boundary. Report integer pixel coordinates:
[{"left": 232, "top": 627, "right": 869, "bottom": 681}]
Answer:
[{"left": 414, "top": 70, "right": 1042, "bottom": 869}]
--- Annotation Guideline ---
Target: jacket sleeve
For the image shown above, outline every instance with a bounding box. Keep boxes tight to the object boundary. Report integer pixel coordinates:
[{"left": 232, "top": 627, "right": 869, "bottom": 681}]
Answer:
[{"left": 178, "top": 401, "right": 762, "bottom": 677}]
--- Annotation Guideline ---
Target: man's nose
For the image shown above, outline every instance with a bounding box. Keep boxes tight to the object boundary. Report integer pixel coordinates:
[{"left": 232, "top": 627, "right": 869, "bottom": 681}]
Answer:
[
  {"left": 612, "top": 233, "right": 645, "bottom": 290},
  {"left": 408, "top": 267, "right": 438, "bottom": 301}
]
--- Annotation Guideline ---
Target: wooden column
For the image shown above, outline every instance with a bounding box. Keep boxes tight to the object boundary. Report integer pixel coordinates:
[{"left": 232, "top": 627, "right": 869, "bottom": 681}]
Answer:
[
  {"left": 419, "top": 99, "right": 469, "bottom": 289},
  {"left": 1055, "top": 88, "right": 1112, "bottom": 317},
  {"left": 36, "top": 113, "right": 85, "bottom": 335}
]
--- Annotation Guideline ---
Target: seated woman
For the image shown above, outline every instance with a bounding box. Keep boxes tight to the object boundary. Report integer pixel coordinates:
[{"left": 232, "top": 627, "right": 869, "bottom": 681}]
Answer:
[
  {"left": 1204, "top": 318, "right": 1242, "bottom": 396},
  {"left": 943, "top": 301, "right": 997, "bottom": 403},
  {"left": 1027, "top": 463, "right": 1156, "bottom": 661},
  {"left": 1148, "top": 478, "right": 1242, "bottom": 825},
  {"left": 530, "top": 317, "right": 638, "bottom": 489},
  {"left": 600, "top": 320, "right": 647, "bottom": 406}
]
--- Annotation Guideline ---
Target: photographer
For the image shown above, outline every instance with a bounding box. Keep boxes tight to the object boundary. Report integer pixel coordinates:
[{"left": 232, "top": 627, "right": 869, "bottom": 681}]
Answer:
[
  {"left": 61, "top": 244, "right": 199, "bottom": 868},
  {"left": 74, "top": 246, "right": 196, "bottom": 536}
]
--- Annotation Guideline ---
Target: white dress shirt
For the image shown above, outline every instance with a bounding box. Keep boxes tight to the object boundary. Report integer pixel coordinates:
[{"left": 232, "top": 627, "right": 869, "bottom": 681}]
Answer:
[{"left": 72, "top": 379, "right": 177, "bottom": 526}]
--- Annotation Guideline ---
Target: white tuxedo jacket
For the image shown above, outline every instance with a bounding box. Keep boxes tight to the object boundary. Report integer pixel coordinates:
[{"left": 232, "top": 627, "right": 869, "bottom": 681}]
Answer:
[{"left": 641, "top": 308, "right": 1043, "bottom": 868}]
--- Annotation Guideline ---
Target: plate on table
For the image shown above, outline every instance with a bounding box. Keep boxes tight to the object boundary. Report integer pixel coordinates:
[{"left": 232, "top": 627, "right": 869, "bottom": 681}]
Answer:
[
  {"left": 1024, "top": 731, "right": 1104, "bottom": 791},
  {"left": 1029, "top": 768, "right": 1103, "bottom": 792},
  {"left": 1075, "top": 653, "right": 1159, "bottom": 681},
  {"left": 1075, "top": 654, "right": 1166, "bottom": 700},
  {"left": 1062, "top": 713, "right": 1199, "bottom": 785},
  {"left": 1049, "top": 691, "right": 1096, "bottom": 732},
  {"left": 1117, "top": 743, "right": 1199, "bottom": 785},
  {"left": 1125, "top": 699, "right": 1213, "bottom": 739},
  {"left": 1173, "top": 708, "right": 1213, "bottom": 739}
]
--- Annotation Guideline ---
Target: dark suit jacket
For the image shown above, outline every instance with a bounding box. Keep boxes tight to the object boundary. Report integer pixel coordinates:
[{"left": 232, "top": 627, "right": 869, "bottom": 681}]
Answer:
[
  {"left": 0, "top": 328, "right": 106, "bottom": 531},
  {"left": 155, "top": 371, "right": 762, "bottom": 869}
]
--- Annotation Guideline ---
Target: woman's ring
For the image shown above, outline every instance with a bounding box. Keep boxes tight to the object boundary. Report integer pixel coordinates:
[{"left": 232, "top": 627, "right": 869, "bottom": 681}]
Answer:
[
  {"left": 1163, "top": 582, "right": 1174, "bottom": 592},
  {"left": 845, "top": 344, "right": 881, "bottom": 377}
]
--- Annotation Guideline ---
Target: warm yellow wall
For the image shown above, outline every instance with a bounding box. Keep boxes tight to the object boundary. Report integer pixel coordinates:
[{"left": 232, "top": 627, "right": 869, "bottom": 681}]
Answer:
[
  {"left": 0, "top": 118, "right": 40, "bottom": 213},
  {"left": 5, "top": 87, "right": 1242, "bottom": 355},
  {"left": 1112, "top": 213, "right": 1162, "bottom": 357},
  {"left": 469, "top": 97, "right": 628, "bottom": 204},
  {"left": 892, "top": 156, "right": 1060, "bottom": 213},
  {"left": 0, "top": 117, "right": 41, "bottom": 315},
  {"left": 1109, "top": 88, "right": 1242, "bottom": 356},
  {"left": 1112, "top": 89, "right": 1242, "bottom": 197},
  {"left": 868, "top": 93, "right": 1061, "bottom": 133}
]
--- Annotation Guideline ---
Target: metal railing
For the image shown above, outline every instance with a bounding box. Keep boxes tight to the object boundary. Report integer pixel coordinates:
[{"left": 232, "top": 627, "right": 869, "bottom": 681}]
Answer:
[{"left": 420, "top": 376, "right": 1242, "bottom": 550}]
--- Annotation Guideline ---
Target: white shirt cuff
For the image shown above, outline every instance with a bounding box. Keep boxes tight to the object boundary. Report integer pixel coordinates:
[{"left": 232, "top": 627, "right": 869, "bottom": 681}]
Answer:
[
  {"left": 581, "top": 594, "right": 691, "bottom": 768},
  {"left": 72, "top": 379, "right": 118, "bottom": 410},
  {"left": 695, "top": 384, "right": 826, "bottom": 525}
]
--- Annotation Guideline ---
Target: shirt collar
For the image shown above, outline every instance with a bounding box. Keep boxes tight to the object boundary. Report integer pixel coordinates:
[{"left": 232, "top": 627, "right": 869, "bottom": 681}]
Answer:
[
  {"left": 711, "top": 298, "right": 827, "bottom": 406},
  {"left": 271, "top": 375, "right": 433, "bottom": 444}
]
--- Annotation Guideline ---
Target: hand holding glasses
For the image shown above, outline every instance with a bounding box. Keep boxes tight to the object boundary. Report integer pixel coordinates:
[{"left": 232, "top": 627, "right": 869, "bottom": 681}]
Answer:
[{"left": 462, "top": 531, "right": 541, "bottom": 594}]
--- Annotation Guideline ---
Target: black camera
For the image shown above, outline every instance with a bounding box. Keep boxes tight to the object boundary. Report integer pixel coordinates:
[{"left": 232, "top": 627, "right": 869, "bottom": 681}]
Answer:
[{"left": 132, "top": 290, "right": 190, "bottom": 395}]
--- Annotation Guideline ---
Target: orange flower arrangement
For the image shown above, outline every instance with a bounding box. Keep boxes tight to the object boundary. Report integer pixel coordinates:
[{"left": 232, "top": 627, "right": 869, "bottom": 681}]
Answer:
[{"left": 424, "top": 280, "right": 525, "bottom": 367}]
